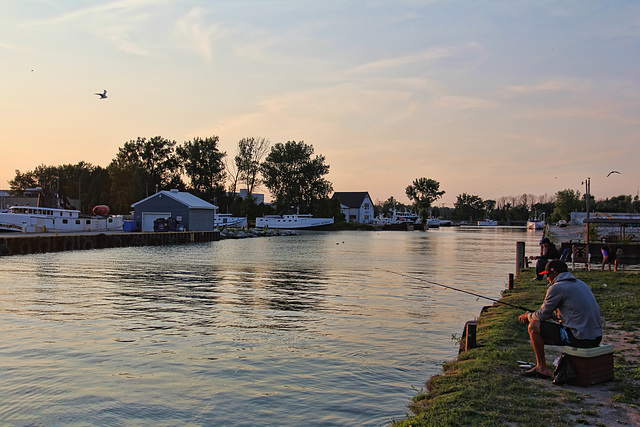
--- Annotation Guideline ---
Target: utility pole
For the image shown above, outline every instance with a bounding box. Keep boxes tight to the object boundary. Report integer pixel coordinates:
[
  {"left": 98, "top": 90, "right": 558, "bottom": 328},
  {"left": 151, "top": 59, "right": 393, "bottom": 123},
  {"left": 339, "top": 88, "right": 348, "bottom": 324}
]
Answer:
[{"left": 584, "top": 177, "right": 591, "bottom": 244}]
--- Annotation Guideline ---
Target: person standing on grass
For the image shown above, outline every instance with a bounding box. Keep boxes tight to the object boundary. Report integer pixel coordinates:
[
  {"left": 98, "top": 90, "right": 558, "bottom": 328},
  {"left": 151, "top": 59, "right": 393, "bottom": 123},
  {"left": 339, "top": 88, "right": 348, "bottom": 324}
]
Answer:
[
  {"left": 518, "top": 259, "right": 602, "bottom": 378},
  {"left": 601, "top": 244, "right": 618, "bottom": 272},
  {"left": 530, "top": 237, "right": 561, "bottom": 281}
]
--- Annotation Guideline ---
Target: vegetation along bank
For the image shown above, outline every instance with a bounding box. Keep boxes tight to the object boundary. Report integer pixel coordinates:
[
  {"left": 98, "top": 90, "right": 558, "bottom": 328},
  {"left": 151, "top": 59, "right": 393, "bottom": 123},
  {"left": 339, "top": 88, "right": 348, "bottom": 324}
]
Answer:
[{"left": 393, "top": 268, "right": 640, "bottom": 426}]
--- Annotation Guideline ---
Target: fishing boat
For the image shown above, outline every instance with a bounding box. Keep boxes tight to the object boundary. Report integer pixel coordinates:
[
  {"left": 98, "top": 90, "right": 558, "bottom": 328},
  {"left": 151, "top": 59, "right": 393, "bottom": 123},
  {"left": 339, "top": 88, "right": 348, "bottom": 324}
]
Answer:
[
  {"left": 0, "top": 205, "right": 124, "bottom": 233},
  {"left": 214, "top": 213, "right": 247, "bottom": 228},
  {"left": 527, "top": 213, "right": 546, "bottom": 230},
  {"left": 426, "top": 218, "right": 441, "bottom": 228},
  {"left": 477, "top": 219, "right": 498, "bottom": 226},
  {"left": 373, "top": 210, "right": 419, "bottom": 226},
  {"left": 255, "top": 214, "right": 335, "bottom": 230}
]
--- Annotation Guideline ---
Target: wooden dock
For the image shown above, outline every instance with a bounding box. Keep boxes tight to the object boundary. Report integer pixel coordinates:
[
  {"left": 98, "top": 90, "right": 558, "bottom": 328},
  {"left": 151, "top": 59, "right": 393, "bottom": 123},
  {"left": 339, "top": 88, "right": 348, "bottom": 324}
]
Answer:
[{"left": 0, "top": 230, "right": 220, "bottom": 256}]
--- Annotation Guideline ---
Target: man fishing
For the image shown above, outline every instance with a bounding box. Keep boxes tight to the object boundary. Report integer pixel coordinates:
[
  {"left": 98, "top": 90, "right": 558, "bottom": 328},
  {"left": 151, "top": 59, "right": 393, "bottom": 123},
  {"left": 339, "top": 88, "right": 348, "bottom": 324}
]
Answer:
[{"left": 518, "top": 259, "right": 602, "bottom": 378}]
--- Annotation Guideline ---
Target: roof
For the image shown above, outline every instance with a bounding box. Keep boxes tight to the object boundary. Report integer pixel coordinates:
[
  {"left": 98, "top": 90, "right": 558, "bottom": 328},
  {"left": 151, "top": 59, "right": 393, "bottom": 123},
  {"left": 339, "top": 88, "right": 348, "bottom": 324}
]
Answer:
[
  {"left": 131, "top": 190, "right": 218, "bottom": 210},
  {"left": 332, "top": 192, "right": 372, "bottom": 208}
]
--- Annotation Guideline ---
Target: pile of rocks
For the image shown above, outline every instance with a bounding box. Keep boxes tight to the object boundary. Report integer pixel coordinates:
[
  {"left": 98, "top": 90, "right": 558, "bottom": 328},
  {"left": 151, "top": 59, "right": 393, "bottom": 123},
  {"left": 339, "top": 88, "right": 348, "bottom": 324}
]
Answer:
[{"left": 218, "top": 228, "right": 297, "bottom": 239}]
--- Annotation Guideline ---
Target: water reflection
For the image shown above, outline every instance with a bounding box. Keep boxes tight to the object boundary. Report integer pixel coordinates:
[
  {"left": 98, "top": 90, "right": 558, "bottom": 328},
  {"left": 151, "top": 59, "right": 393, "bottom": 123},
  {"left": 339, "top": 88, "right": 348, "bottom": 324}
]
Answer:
[{"left": 0, "top": 228, "right": 543, "bottom": 426}]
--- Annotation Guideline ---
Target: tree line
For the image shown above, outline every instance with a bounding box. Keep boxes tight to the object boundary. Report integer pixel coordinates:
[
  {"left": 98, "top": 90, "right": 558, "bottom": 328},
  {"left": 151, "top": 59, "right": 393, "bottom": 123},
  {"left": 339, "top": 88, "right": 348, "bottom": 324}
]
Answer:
[
  {"left": 8, "top": 136, "right": 340, "bottom": 218},
  {"left": 9, "top": 135, "right": 638, "bottom": 223},
  {"left": 376, "top": 188, "right": 640, "bottom": 223}
]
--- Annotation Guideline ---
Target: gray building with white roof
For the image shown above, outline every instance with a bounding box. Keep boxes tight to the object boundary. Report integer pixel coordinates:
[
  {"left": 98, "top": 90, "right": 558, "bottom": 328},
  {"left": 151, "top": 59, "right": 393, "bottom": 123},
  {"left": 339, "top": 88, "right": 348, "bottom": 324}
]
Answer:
[{"left": 131, "top": 189, "right": 218, "bottom": 232}]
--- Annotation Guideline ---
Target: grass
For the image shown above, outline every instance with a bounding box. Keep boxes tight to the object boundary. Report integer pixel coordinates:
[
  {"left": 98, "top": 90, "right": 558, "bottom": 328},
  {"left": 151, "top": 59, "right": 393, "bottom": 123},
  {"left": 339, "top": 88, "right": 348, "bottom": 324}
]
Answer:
[{"left": 392, "top": 268, "right": 640, "bottom": 426}]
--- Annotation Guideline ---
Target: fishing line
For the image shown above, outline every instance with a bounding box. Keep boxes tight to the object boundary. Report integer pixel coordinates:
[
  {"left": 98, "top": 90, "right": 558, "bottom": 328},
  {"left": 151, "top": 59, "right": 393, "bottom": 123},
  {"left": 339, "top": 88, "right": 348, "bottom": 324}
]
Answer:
[{"left": 375, "top": 268, "right": 533, "bottom": 312}]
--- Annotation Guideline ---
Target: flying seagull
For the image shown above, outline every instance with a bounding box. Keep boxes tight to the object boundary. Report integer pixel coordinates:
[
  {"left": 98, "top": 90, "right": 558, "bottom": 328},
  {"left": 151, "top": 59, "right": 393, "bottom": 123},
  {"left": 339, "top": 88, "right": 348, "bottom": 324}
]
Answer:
[
  {"left": 95, "top": 90, "right": 107, "bottom": 99},
  {"left": 607, "top": 170, "right": 621, "bottom": 177}
]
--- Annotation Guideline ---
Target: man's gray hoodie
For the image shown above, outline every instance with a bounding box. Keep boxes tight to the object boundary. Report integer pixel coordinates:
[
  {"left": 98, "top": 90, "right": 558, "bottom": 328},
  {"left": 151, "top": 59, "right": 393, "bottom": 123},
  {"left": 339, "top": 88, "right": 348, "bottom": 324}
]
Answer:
[{"left": 530, "top": 272, "right": 602, "bottom": 340}]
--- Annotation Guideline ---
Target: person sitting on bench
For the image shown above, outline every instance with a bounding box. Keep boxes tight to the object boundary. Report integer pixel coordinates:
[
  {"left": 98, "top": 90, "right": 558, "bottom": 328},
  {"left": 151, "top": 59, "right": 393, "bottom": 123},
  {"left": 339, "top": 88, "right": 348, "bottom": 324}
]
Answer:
[
  {"left": 530, "top": 237, "right": 561, "bottom": 281},
  {"left": 518, "top": 259, "right": 602, "bottom": 378}
]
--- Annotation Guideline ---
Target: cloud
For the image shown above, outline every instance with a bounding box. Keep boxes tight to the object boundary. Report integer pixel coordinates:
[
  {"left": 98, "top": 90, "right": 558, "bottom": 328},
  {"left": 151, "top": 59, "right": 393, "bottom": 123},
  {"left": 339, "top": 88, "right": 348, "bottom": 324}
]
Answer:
[
  {"left": 174, "top": 7, "right": 220, "bottom": 63},
  {"left": 506, "top": 80, "right": 589, "bottom": 94},
  {"left": 435, "top": 95, "right": 499, "bottom": 110},
  {"left": 347, "top": 42, "right": 482, "bottom": 74},
  {"left": 18, "top": 0, "right": 174, "bottom": 56}
]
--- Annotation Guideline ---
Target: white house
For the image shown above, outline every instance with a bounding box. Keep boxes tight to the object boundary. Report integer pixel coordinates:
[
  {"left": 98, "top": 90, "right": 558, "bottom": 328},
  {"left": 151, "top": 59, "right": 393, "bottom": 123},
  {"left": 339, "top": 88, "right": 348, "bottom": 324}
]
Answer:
[{"left": 332, "top": 192, "right": 374, "bottom": 224}]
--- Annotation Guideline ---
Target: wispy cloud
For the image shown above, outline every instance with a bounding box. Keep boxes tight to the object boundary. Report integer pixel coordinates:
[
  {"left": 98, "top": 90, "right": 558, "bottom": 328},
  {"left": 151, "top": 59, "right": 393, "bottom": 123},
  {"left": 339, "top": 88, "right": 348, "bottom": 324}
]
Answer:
[
  {"left": 506, "top": 80, "right": 589, "bottom": 94},
  {"left": 174, "top": 7, "right": 220, "bottom": 63},
  {"left": 347, "top": 42, "right": 482, "bottom": 74},
  {"left": 20, "top": 0, "right": 171, "bottom": 27}
]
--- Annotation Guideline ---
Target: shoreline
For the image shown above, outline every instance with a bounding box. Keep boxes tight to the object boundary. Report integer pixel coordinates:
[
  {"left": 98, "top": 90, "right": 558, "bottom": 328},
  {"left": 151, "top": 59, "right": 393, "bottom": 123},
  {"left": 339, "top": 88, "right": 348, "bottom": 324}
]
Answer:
[{"left": 393, "top": 266, "right": 640, "bottom": 426}]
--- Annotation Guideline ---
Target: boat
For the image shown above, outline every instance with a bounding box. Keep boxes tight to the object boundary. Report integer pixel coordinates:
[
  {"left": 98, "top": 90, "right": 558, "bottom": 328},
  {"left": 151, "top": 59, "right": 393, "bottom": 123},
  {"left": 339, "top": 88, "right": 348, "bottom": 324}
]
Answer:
[
  {"left": 255, "top": 214, "right": 335, "bottom": 230},
  {"left": 425, "top": 218, "right": 452, "bottom": 228},
  {"left": 426, "top": 218, "right": 441, "bottom": 228},
  {"left": 0, "top": 205, "right": 124, "bottom": 233},
  {"left": 373, "top": 209, "right": 420, "bottom": 229},
  {"left": 214, "top": 213, "right": 247, "bottom": 228},
  {"left": 527, "top": 213, "right": 546, "bottom": 230},
  {"left": 477, "top": 219, "right": 498, "bottom": 226}
]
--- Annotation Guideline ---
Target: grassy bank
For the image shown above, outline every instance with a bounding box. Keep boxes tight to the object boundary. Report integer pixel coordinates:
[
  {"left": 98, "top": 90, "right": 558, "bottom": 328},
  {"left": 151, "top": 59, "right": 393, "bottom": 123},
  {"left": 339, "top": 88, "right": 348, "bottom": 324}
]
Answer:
[{"left": 393, "top": 268, "right": 640, "bottom": 426}]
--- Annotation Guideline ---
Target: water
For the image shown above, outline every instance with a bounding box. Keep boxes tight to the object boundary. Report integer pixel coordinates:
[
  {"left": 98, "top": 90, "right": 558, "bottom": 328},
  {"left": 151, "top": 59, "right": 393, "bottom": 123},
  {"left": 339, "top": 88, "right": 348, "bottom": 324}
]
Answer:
[{"left": 0, "top": 227, "right": 543, "bottom": 426}]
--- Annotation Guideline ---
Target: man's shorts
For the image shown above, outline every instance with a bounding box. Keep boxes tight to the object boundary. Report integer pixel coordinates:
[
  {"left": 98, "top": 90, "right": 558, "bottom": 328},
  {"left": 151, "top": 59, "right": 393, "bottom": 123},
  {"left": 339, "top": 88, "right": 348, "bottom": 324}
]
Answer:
[{"left": 540, "top": 321, "right": 602, "bottom": 348}]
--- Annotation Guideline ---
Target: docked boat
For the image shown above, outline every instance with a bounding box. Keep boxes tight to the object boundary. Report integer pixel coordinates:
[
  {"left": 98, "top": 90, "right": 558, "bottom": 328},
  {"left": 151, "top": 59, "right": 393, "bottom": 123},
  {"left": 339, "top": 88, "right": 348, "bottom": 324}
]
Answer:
[
  {"left": 426, "top": 218, "right": 441, "bottom": 228},
  {"left": 255, "top": 214, "right": 335, "bottom": 230},
  {"left": 477, "top": 219, "right": 498, "bottom": 226},
  {"left": 214, "top": 213, "right": 247, "bottom": 228},
  {"left": 373, "top": 210, "right": 419, "bottom": 226},
  {"left": 527, "top": 214, "right": 546, "bottom": 230},
  {"left": 0, "top": 205, "right": 124, "bottom": 233}
]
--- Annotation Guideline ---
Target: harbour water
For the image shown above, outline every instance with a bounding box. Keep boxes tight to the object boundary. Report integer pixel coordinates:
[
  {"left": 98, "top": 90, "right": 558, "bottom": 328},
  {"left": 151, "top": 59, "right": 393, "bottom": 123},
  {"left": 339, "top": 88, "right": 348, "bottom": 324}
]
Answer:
[{"left": 0, "top": 227, "right": 543, "bottom": 426}]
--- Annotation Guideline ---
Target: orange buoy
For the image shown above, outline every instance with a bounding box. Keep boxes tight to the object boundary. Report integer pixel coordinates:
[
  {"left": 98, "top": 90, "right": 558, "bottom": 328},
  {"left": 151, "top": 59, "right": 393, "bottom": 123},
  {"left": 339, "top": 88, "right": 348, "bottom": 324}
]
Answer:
[{"left": 92, "top": 205, "right": 110, "bottom": 216}]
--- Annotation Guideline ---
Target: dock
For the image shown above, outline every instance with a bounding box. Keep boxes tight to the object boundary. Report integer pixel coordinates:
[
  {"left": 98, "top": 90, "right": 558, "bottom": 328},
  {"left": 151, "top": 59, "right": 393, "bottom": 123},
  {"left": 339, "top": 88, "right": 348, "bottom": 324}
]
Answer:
[{"left": 0, "top": 230, "right": 220, "bottom": 256}]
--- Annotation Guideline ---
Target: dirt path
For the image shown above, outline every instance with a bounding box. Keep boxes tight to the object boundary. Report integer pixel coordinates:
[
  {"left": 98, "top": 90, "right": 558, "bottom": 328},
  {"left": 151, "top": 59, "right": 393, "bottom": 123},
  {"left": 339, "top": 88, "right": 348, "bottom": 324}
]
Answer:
[{"left": 536, "top": 329, "right": 640, "bottom": 425}]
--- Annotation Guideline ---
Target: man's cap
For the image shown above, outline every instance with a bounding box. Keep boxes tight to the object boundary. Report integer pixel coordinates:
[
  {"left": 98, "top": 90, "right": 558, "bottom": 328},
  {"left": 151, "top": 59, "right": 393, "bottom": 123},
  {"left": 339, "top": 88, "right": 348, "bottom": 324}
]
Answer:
[
  {"left": 539, "top": 237, "right": 551, "bottom": 245},
  {"left": 541, "top": 259, "right": 568, "bottom": 275}
]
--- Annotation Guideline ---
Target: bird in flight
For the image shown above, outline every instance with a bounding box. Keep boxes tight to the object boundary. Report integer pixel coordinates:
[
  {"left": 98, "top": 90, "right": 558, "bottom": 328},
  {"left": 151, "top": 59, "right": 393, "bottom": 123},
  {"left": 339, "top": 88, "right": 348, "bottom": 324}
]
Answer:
[
  {"left": 95, "top": 90, "right": 107, "bottom": 99},
  {"left": 607, "top": 170, "right": 621, "bottom": 177}
]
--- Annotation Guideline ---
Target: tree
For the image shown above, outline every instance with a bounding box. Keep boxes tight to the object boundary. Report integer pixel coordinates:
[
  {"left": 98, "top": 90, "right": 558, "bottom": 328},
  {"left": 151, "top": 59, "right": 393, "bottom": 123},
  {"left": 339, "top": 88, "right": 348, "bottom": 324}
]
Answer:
[
  {"left": 235, "top": 137, "right": 270, "bottom": 196},
  {"left": 453, "top": 193, "right": 485, "bottom": 221},
  {"left": 108, "top": 136, "right": 182, "bottom": 212},
  {"left": 405, "top": 178, "right": 445, "bottom": 223},
  {"left": 9, "top": 169, "right": 38, "bottom": 194},
  {"left": 9, "top": 162, "right": 108, "bottom": 213},
  {"left": 260, "top": 141, "right": 333, "bottom": 214},
  {"left": 176, "top": 136, "right": 226, "bottom": 202},
  {"left": 551, "top": 189, "right": 582, "bottom": 222}
]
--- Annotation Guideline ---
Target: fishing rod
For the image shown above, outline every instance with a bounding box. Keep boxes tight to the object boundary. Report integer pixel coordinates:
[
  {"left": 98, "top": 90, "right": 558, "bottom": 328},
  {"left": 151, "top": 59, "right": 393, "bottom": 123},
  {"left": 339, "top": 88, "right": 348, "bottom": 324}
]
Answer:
[{"left": 376, "top": 268, "right": 534, "bottom": 312}]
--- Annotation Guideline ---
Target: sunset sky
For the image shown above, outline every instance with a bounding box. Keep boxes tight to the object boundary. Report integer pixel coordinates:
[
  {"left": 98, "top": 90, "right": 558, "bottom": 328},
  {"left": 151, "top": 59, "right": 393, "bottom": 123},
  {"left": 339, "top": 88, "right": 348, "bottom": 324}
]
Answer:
[{"left": 1, "top": 1, "right": 638, "bottom": 206}]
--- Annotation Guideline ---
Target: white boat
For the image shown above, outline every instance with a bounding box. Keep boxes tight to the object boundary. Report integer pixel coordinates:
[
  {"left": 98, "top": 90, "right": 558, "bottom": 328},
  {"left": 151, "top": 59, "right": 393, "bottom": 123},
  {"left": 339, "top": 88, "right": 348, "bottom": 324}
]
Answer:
[
  {"left": 426, "top": 218, "right": 441, "bottom": 228},
  {"left": 214, "top": 213, "right": 247, "bottom": 228},
  {"left": 0, "top": 205, "right": 124, "bottom": 233},
  {"left": 527, "top": 213, "right": 546, "bottom": 230},
  {"left": 255, "top": 214, "right": 335, "bottom": 230},
  {"left": 527, "top": 219, "right": 546, "bottom": 230},
  {"left": 373, "top": 210, "right": 419, "bottom": 226},
  {"left": 477, "top": 219, "right": 498, "bottom": 226}
]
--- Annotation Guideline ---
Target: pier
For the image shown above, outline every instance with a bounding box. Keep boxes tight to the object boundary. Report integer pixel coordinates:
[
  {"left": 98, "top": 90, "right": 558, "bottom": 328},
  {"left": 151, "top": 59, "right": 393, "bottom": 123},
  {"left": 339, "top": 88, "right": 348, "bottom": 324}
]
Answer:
[{"left": 0, "top": 230, "right": 220, "bottom": 256}]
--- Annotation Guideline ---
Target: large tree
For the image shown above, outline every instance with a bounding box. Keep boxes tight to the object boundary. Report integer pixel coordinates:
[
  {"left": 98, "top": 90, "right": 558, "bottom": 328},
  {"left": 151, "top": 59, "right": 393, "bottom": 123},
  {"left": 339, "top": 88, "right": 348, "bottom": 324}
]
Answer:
[
  {"left": 235, "top": 137, "right": 270, "bottom": 196},
  {"left": 453, "top": 193, "right": 485, "bottom": 221},
  {"left": 107, "top": 136, "right": 181, "bottom": 212},
  {"left": 9, "top": 162, "right": 108, "bottom": 213},
  {"left": 405, "top": 177, "right": 445, "bottom": 222},
  {"left": 260, "top": 140, "right": 332, "bottom": 214},
  {"left": 176, "top": 136, "right": 226, "bottom": 202},
  {"left": 551, "top": 189, "right": 582, "bottom": 222}
]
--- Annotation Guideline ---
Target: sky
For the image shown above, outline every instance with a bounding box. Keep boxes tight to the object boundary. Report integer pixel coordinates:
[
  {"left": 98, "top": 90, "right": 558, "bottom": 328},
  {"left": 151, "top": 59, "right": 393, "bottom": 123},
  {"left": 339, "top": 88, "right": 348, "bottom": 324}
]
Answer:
[{"left": 1, "top": 0, "right": 639, "bottom": 207}]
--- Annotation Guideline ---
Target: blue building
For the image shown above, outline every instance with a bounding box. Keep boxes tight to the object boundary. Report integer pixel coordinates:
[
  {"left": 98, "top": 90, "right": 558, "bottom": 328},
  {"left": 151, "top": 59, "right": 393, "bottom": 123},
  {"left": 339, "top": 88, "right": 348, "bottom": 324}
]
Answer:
[{"left": 131, "top": 190, "right": 218, "bottom": 232}]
